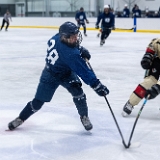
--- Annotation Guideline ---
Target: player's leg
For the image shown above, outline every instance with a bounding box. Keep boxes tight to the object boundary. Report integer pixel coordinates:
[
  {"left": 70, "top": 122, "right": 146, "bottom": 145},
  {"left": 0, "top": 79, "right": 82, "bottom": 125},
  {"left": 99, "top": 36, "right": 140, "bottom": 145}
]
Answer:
[
  {"left": 100, "top": 30, "right": 106, "bottom": 46},
  {"left": 82, "top": 23, "right": 87, "bottom": 36},
  {"left": 122, "top": 75, "right": 157, "bottom": 117},
  {"left": 104, "top": 28, "right": 111, "bottom": 40},
  {"left": 77, "top": 22, "right": 81, "bottom": 30},
  {"left": 122, "top": 58, "right": 160, "bottom": 116},
  {"left": 0, "top": 19, "right": 5, "bottom": 30},
  {"left": 8, "top": 98, "right": 44, "bottom": 130},
  {"left": 8, "top": 67, "right": 59, "bottom": 130},
  {"left": 97, "top": 28, "right": 102, "bottom": 37},
  {"left": 5, "top": 21, "right": 9, "bottom": 31},
  {"left": 61, "top": 72, "right": 93, "bottom": 131}
]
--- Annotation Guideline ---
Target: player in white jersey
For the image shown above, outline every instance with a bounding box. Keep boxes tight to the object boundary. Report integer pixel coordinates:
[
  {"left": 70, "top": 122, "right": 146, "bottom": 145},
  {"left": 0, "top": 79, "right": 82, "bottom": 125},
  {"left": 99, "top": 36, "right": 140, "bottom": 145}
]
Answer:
[{"left": 0, "top": 10, "right": 12, "bottom": 31}]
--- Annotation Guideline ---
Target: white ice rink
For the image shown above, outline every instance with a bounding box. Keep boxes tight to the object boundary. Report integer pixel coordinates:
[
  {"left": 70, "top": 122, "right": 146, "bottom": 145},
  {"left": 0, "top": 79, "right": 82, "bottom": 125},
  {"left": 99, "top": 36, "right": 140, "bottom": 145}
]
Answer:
[{"left": 0, "top": 27, "right": 160, "bottom": 160}]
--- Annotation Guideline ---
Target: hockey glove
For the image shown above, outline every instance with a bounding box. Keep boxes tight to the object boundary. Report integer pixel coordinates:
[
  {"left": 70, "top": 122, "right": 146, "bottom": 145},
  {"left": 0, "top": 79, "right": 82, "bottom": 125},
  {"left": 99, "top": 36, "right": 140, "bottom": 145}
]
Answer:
[
  {"left": 141, "top": 52, "right": 154, "bottom": 69},
  {"left": 91, "top": 80, "right": 109, "bottom": 97},
  {"left": 86, "top": 20, "right": 89, "bottom": 24},
  {"left": 112, "top": 26, "right": 115, "bottom": 30},
  {"left": 79, "top": 46, "right": 91, "bottom": 60},
  {"left": 145, "top": 84, "right": 160, "bottom": 100},
  {"left": 95, "top": 25, "right": 99, "bottom": 29}
]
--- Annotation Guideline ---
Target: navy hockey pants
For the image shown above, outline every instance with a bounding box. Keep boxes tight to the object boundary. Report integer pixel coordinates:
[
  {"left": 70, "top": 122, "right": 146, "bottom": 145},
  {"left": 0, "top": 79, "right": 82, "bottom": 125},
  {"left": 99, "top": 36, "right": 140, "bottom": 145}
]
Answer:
[{"left": 19, "top": 67, "right": 88, "bottom": 121}]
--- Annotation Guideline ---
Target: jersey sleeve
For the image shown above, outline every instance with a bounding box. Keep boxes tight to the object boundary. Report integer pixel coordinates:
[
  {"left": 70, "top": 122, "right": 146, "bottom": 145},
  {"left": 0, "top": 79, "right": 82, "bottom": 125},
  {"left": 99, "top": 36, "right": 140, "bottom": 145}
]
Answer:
[
  {"left": 61, "top": 48, "right": 98, "bottom": 86},
  {"left": 69, "top": 54, "right": 98, "bottom": 86},
  {"left": 96, "top": 14, "right": 102, "bottom": 26}
]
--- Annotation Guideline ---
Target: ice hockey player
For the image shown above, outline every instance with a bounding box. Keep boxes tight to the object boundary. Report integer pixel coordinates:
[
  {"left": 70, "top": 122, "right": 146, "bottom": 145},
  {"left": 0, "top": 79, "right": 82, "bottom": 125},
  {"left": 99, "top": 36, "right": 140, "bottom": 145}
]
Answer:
[
  {"left": 0, "top": 10, "right": 12, "bottom": 31},
  {"left": 8, "top": 21, "right": 109, "bottom": 131},
  {"left": 122, "top": 38, "right": 160, "bottom": 116},
  {"left": 75, "top": 7, "right": 89, "bottom": 36},
  {"left": 95, "top": 5, "right": 115, "bottom": 46}
]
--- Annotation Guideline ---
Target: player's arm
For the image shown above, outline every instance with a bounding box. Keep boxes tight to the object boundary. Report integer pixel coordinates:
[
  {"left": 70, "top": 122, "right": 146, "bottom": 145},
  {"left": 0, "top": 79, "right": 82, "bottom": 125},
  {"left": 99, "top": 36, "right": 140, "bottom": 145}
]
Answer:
[
  {"left": 78, "top": 46, "right": 91, "bottom": 60},
  {"left": 84, "top": 13, "right": 89, "bottom": 23},
  {"left": 75, "top": 13, "right": 79, "bottom": 22},
  {"left": 141, "top": 40, "right": 156, "bottom": 69},
  {"left": 67, "top": 54, "right": 109, "bottom": 96},
  {"left": 95, "top": 14, "right": 102, "bottom": 29}
]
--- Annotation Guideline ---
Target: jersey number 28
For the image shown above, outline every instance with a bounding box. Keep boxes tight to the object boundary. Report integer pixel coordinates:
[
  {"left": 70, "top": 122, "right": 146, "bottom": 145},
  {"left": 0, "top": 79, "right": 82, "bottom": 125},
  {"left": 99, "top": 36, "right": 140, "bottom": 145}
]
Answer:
[{"left": 46, "top": 39, "right": 58, "bottom": 65}]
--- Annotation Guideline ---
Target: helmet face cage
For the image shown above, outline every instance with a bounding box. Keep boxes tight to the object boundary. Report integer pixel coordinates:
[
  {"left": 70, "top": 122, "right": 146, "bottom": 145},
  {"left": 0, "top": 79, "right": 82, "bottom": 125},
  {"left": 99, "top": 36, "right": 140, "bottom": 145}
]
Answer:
[{"left": 77, "top": 31, "right": 82, "bottom": 46}]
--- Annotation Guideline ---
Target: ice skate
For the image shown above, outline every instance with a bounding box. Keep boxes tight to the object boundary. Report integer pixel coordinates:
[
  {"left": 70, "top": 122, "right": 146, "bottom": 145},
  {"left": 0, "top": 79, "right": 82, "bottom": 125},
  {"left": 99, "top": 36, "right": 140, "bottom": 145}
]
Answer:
[
  {"left": 122, "top": 101, "right": 133, "bottom": 117},
  {"left": 97, "top": 33, "right": 100, "bottom": 37},
  {"left": 100, "top": 39, "right": 105, "bottom": 46},
  {"left": 80, "top": 116, "right": 93, "bottom": 131},
  {"left": 84, "top": 33, "right": 87, "bottom": 36},
  {"left": 8, "top": 117, "right": 23, "bottom": 130}
]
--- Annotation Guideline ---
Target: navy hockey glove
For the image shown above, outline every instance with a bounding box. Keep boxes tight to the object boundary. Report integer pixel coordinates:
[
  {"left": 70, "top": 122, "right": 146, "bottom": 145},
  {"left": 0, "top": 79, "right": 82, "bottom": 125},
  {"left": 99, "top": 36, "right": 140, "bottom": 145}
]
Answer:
[
  {"left": 141, "top": 53, "right": 154, "bottom": 69},
  {"left": 91, "top": 80, "right": 109, "bottom": 97},
  {"left": 145, "top": 84, "right": 160, "bottom": 100},
  {"left": 86, "top": 20, "right": 89, "bottom": 24},
  {"left": 112, "top": 26, "right": 115, "bottom": 30},
  {"left": 79, "top": 46, "right": 91, "bottom": 60}
]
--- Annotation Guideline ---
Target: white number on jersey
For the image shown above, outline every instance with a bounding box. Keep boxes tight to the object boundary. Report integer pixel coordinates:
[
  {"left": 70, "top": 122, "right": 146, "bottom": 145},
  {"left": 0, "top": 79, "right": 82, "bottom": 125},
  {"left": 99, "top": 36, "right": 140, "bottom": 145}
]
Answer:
[{"left": 46, "top": 39, "right": 59, "bottom": 65}]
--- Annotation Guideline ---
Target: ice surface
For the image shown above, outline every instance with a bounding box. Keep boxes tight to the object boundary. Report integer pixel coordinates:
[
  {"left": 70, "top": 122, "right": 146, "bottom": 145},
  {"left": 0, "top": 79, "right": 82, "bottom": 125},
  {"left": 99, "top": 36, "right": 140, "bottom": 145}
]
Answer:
[{"left": 0, "top": 28, "right": 160, "bottom": 160}]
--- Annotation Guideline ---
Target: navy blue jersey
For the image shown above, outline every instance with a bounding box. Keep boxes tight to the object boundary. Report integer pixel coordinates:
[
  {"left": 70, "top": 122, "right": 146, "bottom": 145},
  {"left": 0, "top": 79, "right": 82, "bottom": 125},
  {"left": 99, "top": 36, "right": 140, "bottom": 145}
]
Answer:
[
  {"left": 45, "top": 34, "right": 97, "bottom": 86},
  {"left": 75, "top": 11, "right": 87, "bottom": 23},
  {"left": 96, "top": 12, "right": 115, "bottom": 28},
  {"left": 123, "top": 8, "right": 130, "bottom": 17}
]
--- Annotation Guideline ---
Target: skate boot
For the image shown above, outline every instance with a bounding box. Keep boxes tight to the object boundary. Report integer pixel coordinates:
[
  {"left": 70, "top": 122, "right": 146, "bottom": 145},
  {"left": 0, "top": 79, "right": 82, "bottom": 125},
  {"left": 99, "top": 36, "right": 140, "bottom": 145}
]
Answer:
[
  {"left": 84, "top": 33, "right": 87, "bottom": 36},
  {"left": 122, "top": 101, "right": 133, "bottom": 117},
  {"left": 8, "top": 117, "right": 23, "bottom": 130},
  {"left": 100, "top": 39, "right": 105, "bottom": 46},
  {"left": 97, "top": 33, "right": 100, "bottom": 37},
  {"left": 80, "top": 116, "right": 93, "bottom": 131}
]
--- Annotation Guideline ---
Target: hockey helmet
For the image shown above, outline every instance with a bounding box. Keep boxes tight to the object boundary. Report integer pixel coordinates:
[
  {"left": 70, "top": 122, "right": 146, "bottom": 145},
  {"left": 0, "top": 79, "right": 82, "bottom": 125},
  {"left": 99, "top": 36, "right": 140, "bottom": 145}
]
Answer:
[{"left": 59, "top": 21, "right": 82, "bottom": 47}]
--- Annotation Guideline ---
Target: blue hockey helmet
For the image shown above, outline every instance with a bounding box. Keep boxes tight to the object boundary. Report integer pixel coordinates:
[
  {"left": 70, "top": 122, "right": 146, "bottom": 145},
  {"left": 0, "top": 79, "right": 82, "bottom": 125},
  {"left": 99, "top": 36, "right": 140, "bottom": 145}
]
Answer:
[{"left": 59, "top": 21, "right": 82, "bottom": 47}]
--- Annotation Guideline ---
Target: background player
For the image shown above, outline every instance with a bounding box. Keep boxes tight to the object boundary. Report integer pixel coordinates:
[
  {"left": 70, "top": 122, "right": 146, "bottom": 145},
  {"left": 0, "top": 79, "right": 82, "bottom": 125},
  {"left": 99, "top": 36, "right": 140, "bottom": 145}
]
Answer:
[
  {"left": 0, "top": 10, "right": 12, "bottom": 31},
  {"left": 75, "top": 7, "right": 89, "bottom": 36},
  {"left": 95, "top": 5, "right": 115, "bottom": 46}
]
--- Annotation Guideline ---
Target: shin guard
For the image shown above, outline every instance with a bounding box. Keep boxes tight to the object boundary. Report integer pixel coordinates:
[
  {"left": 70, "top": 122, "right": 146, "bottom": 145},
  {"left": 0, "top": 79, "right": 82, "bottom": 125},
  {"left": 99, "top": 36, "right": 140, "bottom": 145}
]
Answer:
[{"left": 19, "top": 98, "right": 44, "bottom": 121}]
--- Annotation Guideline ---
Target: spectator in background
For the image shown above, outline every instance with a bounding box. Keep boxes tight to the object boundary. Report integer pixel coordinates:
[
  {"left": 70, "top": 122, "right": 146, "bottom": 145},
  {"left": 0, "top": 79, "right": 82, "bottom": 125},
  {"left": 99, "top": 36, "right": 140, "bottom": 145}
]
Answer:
[
  {"left": 132, "top": 4, "right": 138, "bottom": 13},
  {"left": 116, "top": 11, "right": 122, "bottom": 18},
  {"left": 0, "top": 10, "right": 12, "bottom": 31},
  {"left": 153, "top": 11, "right": 160, "bottom": 18},
  {"left": 132, "top": 5, "right": 141, "bottom": 18},
  {"left": 123, "top": 4, "right": 130, "bottom": 17},
  {"left": 145, "top": 11, "right": 153, "bottom": 18}
]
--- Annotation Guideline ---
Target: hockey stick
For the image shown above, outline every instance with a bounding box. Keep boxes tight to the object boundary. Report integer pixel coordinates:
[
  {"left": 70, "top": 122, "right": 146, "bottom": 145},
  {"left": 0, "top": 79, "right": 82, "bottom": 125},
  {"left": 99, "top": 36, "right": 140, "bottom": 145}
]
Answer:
[
  {"left": 115, "top": 27, "right": 135, "bottom": 30},
  {"left": 85, "top": 58, "right": 128, "bottom": 148},
  {"left": 103, "top": 95, "right": 128, "bottom": 148},
  {"left": 90, "top": 23, "right": 135, "bottom": 30},
  {"left": 85, "top": 58, "right": 148, "bottom": 148},
  {"left": 127, "top": 96, "right": 149, "bottom": 147}
]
